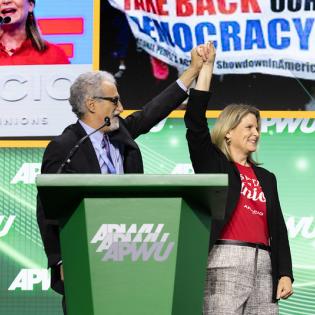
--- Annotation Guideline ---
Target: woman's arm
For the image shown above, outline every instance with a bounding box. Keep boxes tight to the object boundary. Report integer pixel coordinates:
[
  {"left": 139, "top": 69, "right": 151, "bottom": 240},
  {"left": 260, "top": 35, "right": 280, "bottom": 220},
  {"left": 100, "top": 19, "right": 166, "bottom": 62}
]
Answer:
[
  {"left": 184, "top": 43, "right": 224, "bottom": 173},
  {"left": 271, "top": 173, "right": 294, "bottom": 299},
  {"left": 195, "top": 42, "right": 215, "bottom": 92}
]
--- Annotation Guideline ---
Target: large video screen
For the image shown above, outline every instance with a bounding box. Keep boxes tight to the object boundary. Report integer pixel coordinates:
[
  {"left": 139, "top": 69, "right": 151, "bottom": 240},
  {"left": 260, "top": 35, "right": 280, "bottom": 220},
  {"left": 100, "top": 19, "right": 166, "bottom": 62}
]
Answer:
[{"left": 0, "top": 0, "right": 97, "bottom": 138}]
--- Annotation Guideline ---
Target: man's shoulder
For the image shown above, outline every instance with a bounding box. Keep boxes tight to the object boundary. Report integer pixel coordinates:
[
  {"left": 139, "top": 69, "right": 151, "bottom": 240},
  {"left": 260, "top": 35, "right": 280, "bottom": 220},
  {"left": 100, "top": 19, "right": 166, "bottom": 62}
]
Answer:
[{"left": 45, "top": 123, "right": 80, "bottom": 153}]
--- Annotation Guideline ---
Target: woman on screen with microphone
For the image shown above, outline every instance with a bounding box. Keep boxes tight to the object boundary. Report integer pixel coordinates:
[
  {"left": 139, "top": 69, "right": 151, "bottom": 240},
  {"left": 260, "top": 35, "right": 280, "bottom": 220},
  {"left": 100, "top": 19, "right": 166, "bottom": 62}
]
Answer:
[
  {"left": 185, "top": 42, "right": 293, "bottom": 314},
  {"left": 0, "top": 0, "right": 69, "bottom": 65}
]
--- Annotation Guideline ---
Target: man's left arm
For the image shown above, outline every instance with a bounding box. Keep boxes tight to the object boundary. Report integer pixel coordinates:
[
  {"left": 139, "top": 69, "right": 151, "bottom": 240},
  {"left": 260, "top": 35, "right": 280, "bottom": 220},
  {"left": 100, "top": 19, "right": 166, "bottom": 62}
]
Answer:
[{"left": 124, "top": 82, "right": 187, "bottom": 139}]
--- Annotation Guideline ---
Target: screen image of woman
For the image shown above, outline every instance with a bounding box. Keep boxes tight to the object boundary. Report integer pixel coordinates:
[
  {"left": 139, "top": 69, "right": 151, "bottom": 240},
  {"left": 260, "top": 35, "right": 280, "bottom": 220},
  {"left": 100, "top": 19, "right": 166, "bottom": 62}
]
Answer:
[{"left": 0, "top": 0, "right": 69, "bottom": 65}]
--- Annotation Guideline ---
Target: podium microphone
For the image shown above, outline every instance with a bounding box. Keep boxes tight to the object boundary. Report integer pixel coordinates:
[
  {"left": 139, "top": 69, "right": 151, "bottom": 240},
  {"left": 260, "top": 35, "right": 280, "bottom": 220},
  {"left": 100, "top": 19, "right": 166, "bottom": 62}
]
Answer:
[
  {"left": 56, "top": 116, "right": 111, "bottom": 174},
  {"left": 0, "top": 16, "right": 11, "bottom": 25}
]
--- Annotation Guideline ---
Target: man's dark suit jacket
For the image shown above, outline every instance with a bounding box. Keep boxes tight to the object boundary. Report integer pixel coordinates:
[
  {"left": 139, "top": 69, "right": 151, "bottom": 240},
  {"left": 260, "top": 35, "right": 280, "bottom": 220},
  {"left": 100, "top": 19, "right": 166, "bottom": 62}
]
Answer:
[
  {"left": 184, "top": 89, "right": 293, "bottom": 302},
  {"left": 37, "top": 82, "right": 187, "bottom": 294}
]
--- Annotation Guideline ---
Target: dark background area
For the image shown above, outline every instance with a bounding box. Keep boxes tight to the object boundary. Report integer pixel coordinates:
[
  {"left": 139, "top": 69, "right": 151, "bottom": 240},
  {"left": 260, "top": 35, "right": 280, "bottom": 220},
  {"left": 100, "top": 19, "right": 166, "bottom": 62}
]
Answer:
[{"left": 100, "top": 1, "right": 314, "bottom": 111}]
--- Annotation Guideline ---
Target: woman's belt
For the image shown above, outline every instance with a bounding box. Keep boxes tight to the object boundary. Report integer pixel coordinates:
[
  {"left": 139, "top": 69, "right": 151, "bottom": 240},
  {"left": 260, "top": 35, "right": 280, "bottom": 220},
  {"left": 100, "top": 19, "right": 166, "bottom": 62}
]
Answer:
[{"left": 215, "top": 239, "right": 271, "bottom": 252}]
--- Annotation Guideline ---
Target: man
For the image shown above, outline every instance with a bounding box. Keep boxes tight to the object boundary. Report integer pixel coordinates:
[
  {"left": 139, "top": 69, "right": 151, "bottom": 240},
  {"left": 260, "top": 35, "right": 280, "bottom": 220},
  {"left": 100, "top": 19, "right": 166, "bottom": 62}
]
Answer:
[{"left": 37, "top": 46, "right": 207, "bottom": 314}]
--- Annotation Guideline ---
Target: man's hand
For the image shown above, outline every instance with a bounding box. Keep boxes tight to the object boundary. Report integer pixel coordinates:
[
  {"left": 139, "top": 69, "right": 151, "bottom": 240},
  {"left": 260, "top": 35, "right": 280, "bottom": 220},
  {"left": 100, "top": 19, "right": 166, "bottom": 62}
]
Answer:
[
  {"left": 190, "top": 46, "right": 204, "bottom": 74},
  {"left": 276, "top": 276, "right": 293, "bottom": 300}
]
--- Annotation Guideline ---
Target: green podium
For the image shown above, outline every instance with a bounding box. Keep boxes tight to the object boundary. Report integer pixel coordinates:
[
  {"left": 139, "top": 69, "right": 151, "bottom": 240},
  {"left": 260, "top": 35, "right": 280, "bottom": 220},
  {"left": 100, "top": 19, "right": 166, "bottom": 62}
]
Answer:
[{"left": 37, "top": 174, "right": 227, "bottom": 315}]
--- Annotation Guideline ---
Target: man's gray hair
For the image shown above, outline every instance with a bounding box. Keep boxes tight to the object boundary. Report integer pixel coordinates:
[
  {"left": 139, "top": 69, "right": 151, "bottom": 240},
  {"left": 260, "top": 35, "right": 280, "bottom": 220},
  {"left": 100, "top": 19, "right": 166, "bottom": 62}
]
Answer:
[{"left": 69, "top": 71, "right": 116, "bottom": 118}]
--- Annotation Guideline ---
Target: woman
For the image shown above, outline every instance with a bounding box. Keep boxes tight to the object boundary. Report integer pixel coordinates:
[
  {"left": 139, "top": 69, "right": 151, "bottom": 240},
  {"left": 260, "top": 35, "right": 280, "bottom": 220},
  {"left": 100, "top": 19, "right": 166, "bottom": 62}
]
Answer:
[
  {"left": 0, "top": 0, "right": 69, "bottom": 65},
  {"left": 185, "top": 43, "right": 293, "bottom": 314}
]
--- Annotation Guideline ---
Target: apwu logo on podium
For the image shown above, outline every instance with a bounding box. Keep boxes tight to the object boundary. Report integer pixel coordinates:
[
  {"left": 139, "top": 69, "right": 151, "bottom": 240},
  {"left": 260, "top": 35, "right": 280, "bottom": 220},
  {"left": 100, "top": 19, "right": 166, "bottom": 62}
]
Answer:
[{"left": 90, "top": 224, "right": 175, "bottom": 262}]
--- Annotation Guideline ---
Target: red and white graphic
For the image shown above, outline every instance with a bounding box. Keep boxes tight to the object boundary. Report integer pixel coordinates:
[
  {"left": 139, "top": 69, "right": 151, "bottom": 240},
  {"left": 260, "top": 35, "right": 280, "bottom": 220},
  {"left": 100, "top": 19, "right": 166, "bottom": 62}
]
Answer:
[
  {"left": 220, "top": 163, "right": 269, "bottom": 245},
  {"left": 38, "top": 17, "right": 84, "bottom": 59}
]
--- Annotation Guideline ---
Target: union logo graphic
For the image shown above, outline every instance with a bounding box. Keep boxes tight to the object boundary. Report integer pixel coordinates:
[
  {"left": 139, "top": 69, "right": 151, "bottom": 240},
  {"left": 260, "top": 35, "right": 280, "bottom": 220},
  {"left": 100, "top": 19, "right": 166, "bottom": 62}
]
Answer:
[{"left": 90, "top": 224, "right": 175, "bottom": 262}]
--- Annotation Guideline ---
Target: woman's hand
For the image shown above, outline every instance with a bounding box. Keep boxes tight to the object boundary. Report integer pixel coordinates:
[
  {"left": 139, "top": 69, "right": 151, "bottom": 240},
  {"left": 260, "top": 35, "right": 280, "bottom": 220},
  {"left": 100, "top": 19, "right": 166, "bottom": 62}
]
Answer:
[
  {"left": 276, "top": 276, "right": 293, "bottom": 299},
  {"left": 60, "top": 264, "right": 64, "bottom": 281},
  {"left": 194, "top": 42, "right": 216, "bottom": 91}
]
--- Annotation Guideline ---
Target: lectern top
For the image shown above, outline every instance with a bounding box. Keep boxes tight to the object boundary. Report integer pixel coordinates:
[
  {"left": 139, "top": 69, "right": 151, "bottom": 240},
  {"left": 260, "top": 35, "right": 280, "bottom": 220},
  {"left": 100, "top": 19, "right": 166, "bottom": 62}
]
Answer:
[
  {"left": 36, "top": 174, "right": 227, "bottom": 188},
  {"left": 37, "top": 174, "right": 228, "bottom": 222}
]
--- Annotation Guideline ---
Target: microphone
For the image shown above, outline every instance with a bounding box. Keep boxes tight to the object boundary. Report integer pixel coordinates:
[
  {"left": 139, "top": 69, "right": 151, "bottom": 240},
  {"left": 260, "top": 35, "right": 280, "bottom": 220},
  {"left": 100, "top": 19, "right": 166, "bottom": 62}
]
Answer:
[
  {"left": 0, "top": 16, "right": 11, "bottom": 25},
  {"left": 56, "top": 116, "right": 111, "bottom": 174}
]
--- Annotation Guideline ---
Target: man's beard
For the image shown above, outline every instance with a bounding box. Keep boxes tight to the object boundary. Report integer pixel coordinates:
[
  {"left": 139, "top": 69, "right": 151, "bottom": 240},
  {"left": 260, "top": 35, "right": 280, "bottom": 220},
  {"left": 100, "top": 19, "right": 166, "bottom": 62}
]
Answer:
[{"left": 108, "top": 116, "right": 119, "bottom": 131}]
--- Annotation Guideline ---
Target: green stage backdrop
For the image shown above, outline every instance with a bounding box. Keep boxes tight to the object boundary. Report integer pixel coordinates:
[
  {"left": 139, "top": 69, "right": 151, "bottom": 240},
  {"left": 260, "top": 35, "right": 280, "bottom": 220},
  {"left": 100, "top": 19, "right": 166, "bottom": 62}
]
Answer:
[{"left": 0, "top": 117, "right": 314, "bottom": 314}]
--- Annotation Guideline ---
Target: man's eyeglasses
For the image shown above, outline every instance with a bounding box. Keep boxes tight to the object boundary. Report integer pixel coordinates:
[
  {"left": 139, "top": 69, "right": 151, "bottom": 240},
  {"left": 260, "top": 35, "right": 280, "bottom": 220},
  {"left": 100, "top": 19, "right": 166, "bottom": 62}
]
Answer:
[{"left": 93, "top": 96, "right": 120, "bottom": 105}]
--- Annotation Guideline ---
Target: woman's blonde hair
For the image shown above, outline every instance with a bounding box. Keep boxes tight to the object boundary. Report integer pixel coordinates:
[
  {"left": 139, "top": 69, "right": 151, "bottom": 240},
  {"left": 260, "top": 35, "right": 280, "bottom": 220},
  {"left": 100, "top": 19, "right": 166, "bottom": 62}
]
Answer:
[
  {"left": 211, "top": 104, "right": 261, "bottom": 165},
  {"left": 26, "top": 0, "right": 46, "bottom": 51}
]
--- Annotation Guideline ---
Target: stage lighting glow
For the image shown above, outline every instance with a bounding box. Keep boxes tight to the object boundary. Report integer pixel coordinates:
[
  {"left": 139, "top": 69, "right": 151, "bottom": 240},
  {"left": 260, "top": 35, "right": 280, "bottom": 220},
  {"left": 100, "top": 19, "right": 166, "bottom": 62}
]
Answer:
[{"left": 296, "top": 158, "right": 309, "bottom": 171}]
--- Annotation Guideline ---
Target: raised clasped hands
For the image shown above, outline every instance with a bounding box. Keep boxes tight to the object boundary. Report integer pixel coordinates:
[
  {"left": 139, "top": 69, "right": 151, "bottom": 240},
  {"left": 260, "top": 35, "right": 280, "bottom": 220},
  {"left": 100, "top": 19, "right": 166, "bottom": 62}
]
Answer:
[
  {"left": 196, "top": 41, "right": 216, "bottom": 65},
  {"left": 190, "top": 41, "right": 215, "bottom": 74},
  {"left": 180, "top": 42, "right": 216, "bottom": 88}
]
